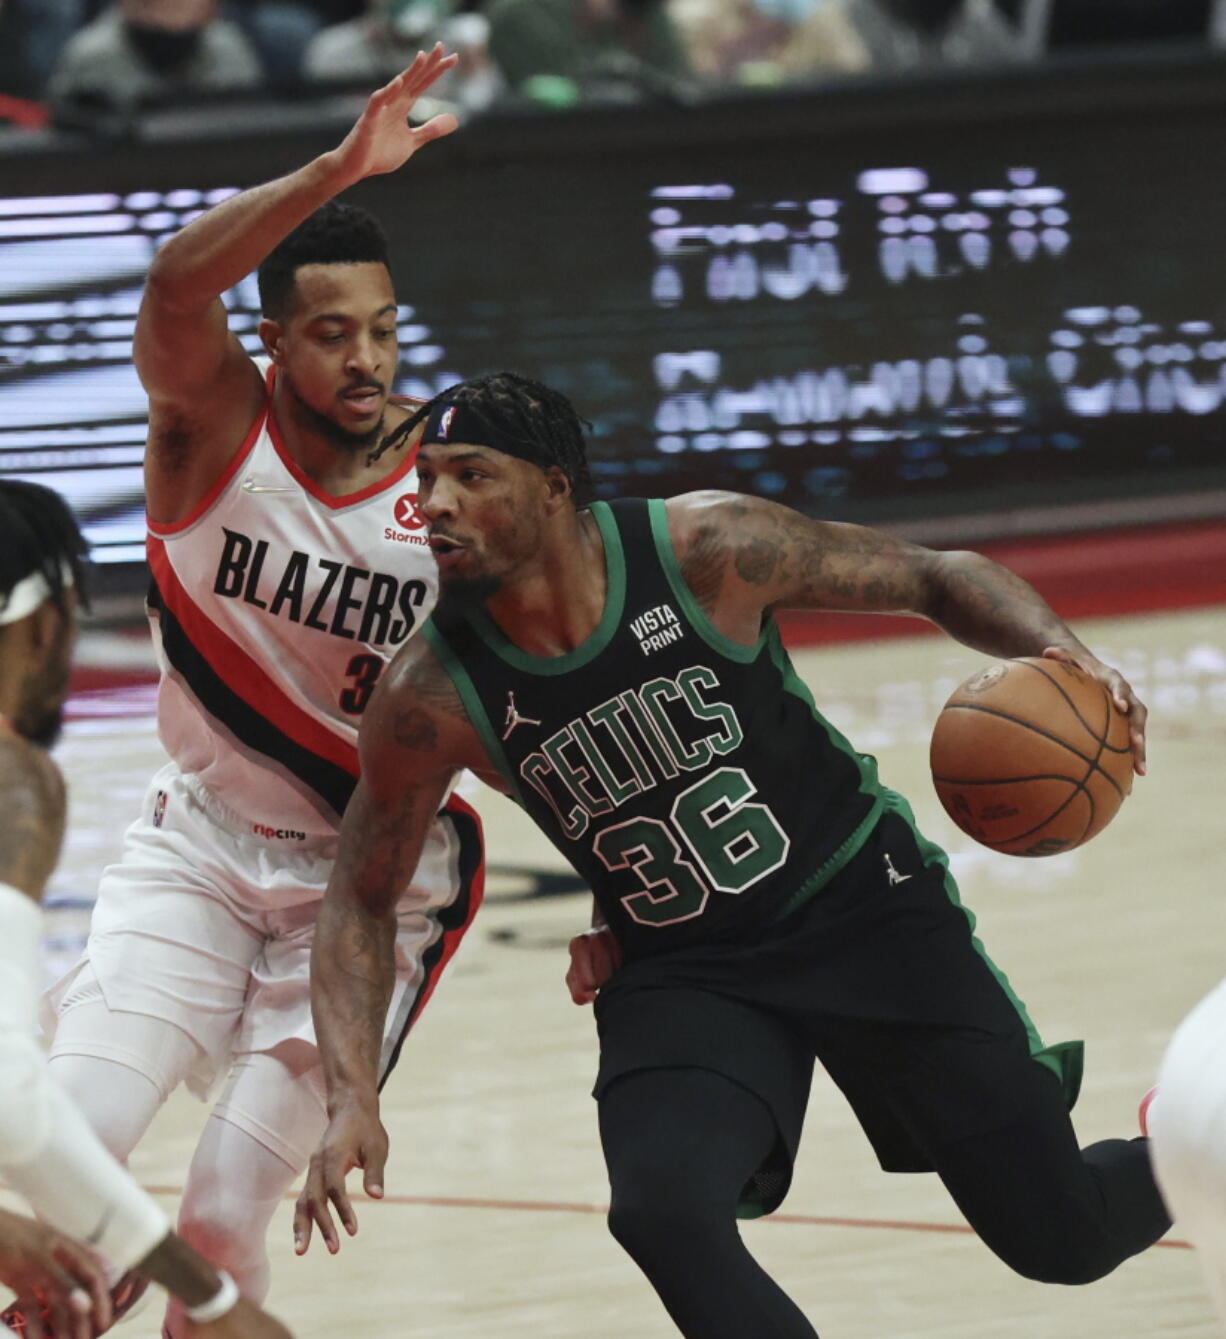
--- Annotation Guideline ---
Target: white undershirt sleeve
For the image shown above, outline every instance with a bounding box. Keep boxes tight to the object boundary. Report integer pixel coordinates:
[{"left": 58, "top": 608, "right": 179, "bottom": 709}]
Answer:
[{"left": 0, "top": 883, "right": 170, "bottom": 1271}]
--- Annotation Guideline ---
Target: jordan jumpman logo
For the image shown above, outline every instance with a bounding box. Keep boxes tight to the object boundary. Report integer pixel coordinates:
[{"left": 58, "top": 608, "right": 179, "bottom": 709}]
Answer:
[
  {"left": 883, "top": 853, "right": 912, "bottom": 886},
  {"left": 502, "top": 691, "right": 542, "bottom": 740}
]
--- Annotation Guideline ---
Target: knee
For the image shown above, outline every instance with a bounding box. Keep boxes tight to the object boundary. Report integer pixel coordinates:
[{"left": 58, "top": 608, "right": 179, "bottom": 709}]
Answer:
[
  {"left": 176, "top": 1202, "right": 240, "bottom": 1268},
  {"left": 607, "top": 1192, "right": 731, "bottom": 1268},
  {"left": 177, "top": 1180, "right": 260, "bottom": 1270},
  {"left": 994, "top": 1234, "right": 1120, "bottom": 1287}
]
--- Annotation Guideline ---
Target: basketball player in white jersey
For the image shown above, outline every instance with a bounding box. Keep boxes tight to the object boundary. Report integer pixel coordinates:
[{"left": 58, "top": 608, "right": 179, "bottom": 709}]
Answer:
[
  {"left": 1146, "top": 981, "right": 1226, "bottom": 1330},
  {"left": 39, "top": 46, "right": 485, "bottom": 1338},
  {"left": 0, "top": 478, "right": 292, "bottom": 1339}
]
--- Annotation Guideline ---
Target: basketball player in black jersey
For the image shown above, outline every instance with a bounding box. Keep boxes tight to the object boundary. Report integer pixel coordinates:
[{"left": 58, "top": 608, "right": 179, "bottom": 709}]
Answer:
[{"left": 295, "top": 373, "right": 1170, "bottom": 1336}]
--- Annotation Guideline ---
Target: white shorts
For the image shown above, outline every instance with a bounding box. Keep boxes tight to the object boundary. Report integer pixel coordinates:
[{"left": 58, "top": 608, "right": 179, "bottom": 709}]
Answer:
[
  {"left": 45, "top": 763, "right": 485, "bottom": 1102},
  {"left": 1150, "top": 976, "right": 1226, "bottom": 1329}
]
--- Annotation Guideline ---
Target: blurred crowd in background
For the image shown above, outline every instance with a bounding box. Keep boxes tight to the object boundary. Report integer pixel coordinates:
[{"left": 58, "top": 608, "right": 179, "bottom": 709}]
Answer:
[{"left": 0, "top": 0, "right": 1224, "bottom": 130}]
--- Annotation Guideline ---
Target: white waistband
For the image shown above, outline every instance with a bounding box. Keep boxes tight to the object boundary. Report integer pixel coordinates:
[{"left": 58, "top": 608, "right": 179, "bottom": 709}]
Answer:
[{"left": 180, "top": 773, "right": 339, "bottom": 849}]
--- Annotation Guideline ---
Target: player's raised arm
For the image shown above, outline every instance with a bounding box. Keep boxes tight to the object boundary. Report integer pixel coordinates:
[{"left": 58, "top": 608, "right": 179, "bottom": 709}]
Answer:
[
  {"left": 136, "top": 45, "right": 460, "bottom": 519},
  {"left": 294, "top": 637, "right": 480, "bottom": 1255},
  {"left": 665, "top": 490, "right": 1146, "bottom": 772}
]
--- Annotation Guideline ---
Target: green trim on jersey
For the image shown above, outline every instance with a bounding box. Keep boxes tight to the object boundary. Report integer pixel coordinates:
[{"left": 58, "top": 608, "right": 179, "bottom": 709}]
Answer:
[
  {"left": 647, "top": 497, "right": 767, "bottom": 664},
  {"left": 772, "top": 797, "right": 886, "bottom": 922},
  {"left": 765, "top": 623, "right": 888, "bottom": 918},
  {"left": 462, "top": 502, "right": 627, "bottom": 677},
  {"left": 421, "top": 621, "right": 522, "bottom": 802},
  {"left": 884, "top": 788, "right": 1085, "bottom": 1110}
]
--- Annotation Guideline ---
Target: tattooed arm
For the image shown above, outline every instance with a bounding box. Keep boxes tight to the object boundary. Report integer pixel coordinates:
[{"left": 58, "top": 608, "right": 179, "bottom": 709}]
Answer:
[
  {"left": 666, "top": 491, "right": 1147, "bottom": 770},
  {"left": 294, "top": 636, "right": 486, "bottom": 1255}
]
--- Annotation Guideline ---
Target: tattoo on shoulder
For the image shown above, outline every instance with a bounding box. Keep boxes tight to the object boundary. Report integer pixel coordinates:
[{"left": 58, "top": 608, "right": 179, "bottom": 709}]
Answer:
[
  {"left": 679, "top": 521, "right": 729, "bottom": 615},
  {"left": 401, "top": 651, "right": 468, "bottom": 725},
  {"left": 680, "top": 498, "right": 798, "bottom": 608},
  {"left": 734, "top": 537, "right": 784, "bottom": 586}
]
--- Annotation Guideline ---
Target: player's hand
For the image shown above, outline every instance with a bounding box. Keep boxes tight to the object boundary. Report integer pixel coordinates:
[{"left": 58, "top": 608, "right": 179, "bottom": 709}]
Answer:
[
  {"left": 566, "top": 925, "right": 623, "bottom": 1005},
  {"left": 331, "top": 44, "right": 459, "bottom": 184},
  {"left": 1042, "top": 645, "right": 1147, "bottom": 776},
  {"left": 0, "top": 1208, "right": 111, "bottom": 1339},
  {"left": 292, "top": 1097, "right": 389, "bottom": 1256},
  {"left": 186, "top": 1297, "right": 294, "bottom": 1339}
]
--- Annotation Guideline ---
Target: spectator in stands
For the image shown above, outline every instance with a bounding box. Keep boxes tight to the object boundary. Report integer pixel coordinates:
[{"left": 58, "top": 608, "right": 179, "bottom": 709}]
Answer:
[
  {"left": 835, "top": 0, "right": 1022, "bottom": 70},
  {"left": 305, "top": 0, "right": 502, "bottom": 111},
  {"left": 486, "top": 0, "right": 692, "bottom": 104},
  {"left": 48, "top": 0, "right": 262, "bottom": 117},
  {"left": 0, "top": 0, "right": 84, "bottom": 98},
  {"left": 223, "top": 2, "right": 330, "bottom": 85},
  {"left": 671, "top": 0, "right": 869, "bottom": 85}
]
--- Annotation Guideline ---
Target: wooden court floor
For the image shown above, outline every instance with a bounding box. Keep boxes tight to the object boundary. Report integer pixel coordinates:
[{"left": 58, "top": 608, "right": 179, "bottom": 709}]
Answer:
[{"left": 17, "top": 603, "right": 1226, "bottom": 1337}]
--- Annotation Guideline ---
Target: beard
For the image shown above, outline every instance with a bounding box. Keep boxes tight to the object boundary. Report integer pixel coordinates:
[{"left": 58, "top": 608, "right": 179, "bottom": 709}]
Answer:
[
  {"left": 23, "top": 704, "right": 64, "bottom": 750},
  {"left": 283, "top": 371, "right": 386, "bottom": 454},
  {"left": 435, "top": 570, "right": 502, "bottom": 613},
  {"left": 16, "top": 669, "right": 65, "bottom": 748},
  {"left": 15, "top": 634, "right": 70, "bottom": 748}
]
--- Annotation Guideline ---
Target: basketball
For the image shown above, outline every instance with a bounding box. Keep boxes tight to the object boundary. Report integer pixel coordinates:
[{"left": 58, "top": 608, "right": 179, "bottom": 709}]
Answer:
[{"left": 929, "top": 656, "right": 1134, "bottom": 857}]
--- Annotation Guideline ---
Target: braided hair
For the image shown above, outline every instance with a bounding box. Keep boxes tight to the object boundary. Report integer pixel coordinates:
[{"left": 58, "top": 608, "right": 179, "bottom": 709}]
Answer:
[
  {"left": 371, "top": 371, "right": 594, "bottom": 507},
  {"left": 0, "top": 480, "right": 90, "bottom": 620}
]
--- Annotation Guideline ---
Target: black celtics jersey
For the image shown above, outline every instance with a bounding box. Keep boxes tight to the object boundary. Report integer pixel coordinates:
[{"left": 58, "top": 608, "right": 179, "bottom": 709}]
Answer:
[{"left": 424, "top": 499, "right": 888, "bottom": 959}]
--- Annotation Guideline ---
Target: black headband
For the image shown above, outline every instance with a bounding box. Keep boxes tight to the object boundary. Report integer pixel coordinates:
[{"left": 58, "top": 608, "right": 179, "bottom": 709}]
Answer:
[{"left": 420, "top": 398, "right": 555, "bottom": 471}]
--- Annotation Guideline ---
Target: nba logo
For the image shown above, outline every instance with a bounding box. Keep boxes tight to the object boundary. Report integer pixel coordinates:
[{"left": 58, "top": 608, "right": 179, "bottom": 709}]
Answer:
[
  {"left": 438, "top": 406, "right": 456, "bottom": 439},
  {"left": 152, "top": 790, "right": 167, "bottom": 828}
]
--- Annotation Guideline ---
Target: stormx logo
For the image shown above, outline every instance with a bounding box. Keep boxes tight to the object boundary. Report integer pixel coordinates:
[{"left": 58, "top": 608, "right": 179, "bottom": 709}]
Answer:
[
  {"left": 385, "top": 492, "right": 429, "bottom": 547},
  {"left": 252, "top": 823, "right": 307, "bottom": 841},
  {"left": 630, "top": 603, "right": 683, "bottom": 656}
]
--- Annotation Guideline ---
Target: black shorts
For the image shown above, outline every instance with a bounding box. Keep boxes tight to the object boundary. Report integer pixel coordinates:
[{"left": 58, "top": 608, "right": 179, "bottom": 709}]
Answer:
[{"left": 592, "top": 792, "right": 1083, "bottom": 1217}]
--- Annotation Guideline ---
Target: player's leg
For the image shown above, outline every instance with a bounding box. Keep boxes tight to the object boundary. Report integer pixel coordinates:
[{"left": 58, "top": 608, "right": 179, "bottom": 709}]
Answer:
[
  {"left": 43, "top": 769, "right": 269, "bottom": 1294},
  {"left": 599, "top": 1067, "right": 818, "bottom": 1339},
  {"left": 1149, "top": 978, "right": 1226, "bottom": 1326},
  {"left": 160, "top": 797, "right": 485, "bottom": 1333},
  {"left": 47, "top": 969, "right": 204, "bottom": 1162},
  {"left": 164, "top": 1048, "right": 327, "bottom": 1338},
  {"left": 919, "top": 1042, "right": 1170, "bottom": 1284},
  {"left": 824, "top": 803, "right": 1169, "bottom": 1282}
]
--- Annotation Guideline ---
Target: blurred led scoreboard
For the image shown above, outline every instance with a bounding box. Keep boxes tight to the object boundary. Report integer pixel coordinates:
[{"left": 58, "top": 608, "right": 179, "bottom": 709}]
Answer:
[{"left": 3, "top": 70, "right": 1226, "bottom": 567}]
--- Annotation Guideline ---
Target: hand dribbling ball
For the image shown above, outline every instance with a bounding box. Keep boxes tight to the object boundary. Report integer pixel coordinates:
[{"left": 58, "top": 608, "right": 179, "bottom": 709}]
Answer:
[{"left": 929, "top": 656, "right": 1133, "bottom": 857}]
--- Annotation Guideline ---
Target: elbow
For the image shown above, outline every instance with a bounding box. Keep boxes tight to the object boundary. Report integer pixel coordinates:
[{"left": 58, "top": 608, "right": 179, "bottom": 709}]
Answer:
[
  {"left": 141, "top": 260, "right": 189, "bottom": 314},
  {"left": 916, "top": 548, "right": 985, "bottom": 623},
  {"left": 142, "top": 248, "right": 210, "bottom": 317}
]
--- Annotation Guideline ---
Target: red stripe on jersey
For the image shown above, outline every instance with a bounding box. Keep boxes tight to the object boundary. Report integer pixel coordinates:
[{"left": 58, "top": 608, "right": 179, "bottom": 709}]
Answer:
[
  {"left": 266, "top": 381, "right": 421, "bottom": 511},
  {"left": 147, "top": 536, "right": 359, "bottom": 777},
  {"left": 147, "top": 367, "right": 272, "bottom": 538},
  {"left": 410, "top": 791, "right": 487, "bottom": 1019}
]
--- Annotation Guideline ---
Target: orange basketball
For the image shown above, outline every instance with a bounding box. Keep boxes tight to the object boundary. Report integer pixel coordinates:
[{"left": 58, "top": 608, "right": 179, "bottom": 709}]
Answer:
[{"left": 929, "top": 657, "right": 1134, "bottom": 857}]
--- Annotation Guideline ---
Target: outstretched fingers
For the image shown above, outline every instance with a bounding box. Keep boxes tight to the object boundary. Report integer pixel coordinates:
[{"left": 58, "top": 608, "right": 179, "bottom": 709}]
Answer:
[
  {"left": 389, "top": 44, "right": 460, "bottom": 106},
  {"left": 293, "top": 1158, "right": 350, "bottom": 1256}
]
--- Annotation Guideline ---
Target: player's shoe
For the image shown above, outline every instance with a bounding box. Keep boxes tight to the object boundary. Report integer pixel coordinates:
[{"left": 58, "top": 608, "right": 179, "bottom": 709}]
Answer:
[
  {"left": 1138, "top": 1085, "right": 1159, "bottom": 1137},
  {"left": 0, "top": 1269, "right": 151, "bottom": 1338}
]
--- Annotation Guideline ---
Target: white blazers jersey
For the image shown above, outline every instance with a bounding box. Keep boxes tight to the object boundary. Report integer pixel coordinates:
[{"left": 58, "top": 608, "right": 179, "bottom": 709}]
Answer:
[{"left": 147, "top": 362, "right": 435, "bottom": 835}]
